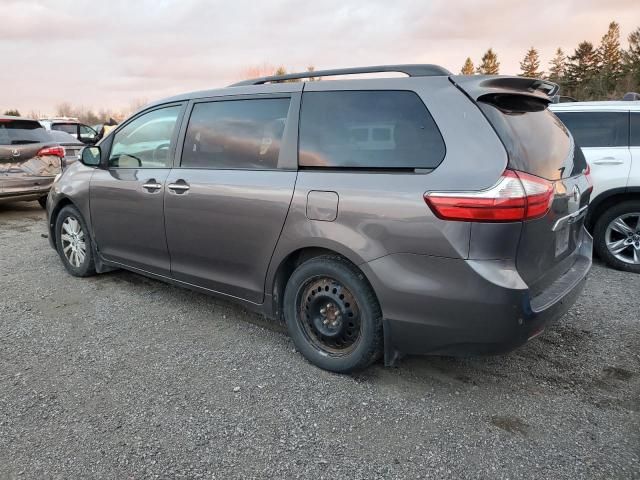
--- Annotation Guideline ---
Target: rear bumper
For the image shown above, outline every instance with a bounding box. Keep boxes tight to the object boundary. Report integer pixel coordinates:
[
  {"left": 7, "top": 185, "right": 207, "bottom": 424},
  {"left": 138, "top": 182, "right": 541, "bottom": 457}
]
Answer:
[
  {"left": 0, "top": 175, "right": 55, "bottom": 203},
  {"left": 360, "top": 229, "right": 592, "bottom": 364}
]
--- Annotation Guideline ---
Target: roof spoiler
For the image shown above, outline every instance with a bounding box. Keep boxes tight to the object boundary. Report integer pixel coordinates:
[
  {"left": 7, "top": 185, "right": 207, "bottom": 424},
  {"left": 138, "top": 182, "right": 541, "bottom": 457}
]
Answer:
[
  {"left": 449, "top": 75, "right": 560, "bottom": 103},
  {"left": 230, "top": 64, "right": 452, "bottom": 87}
]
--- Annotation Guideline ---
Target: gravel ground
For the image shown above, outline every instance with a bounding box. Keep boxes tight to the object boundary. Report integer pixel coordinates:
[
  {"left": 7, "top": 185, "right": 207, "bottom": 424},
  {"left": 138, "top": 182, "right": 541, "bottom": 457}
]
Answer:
[{"left": 0, "top": 202, "right": 639, "bottom": 480}]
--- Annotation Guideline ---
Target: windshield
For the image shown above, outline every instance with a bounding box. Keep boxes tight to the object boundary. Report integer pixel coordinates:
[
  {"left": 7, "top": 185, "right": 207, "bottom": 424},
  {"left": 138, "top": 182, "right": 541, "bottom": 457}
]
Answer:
[{"left": 0, "top": 119, "right": 50, "bottom": 145}]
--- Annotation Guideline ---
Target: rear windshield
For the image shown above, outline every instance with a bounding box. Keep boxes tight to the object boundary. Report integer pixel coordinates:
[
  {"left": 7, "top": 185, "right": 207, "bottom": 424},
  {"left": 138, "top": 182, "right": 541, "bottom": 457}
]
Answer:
[
  {"left": 47, "top": 130, "right": 81, "bottom": 144},
  {"left": 51, "top": 123, "right": 78, "bottom": 135},
  {"left": 479, "top": 98, "right": 586, "bottom": 180},
  {"left": 0, "top": 119, "right": 50, "bottom": 145}
]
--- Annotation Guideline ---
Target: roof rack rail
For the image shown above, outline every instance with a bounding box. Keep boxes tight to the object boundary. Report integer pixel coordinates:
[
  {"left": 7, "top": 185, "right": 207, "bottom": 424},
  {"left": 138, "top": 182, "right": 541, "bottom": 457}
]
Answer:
[{"left": 229, "top": 64, "right": 452, "bottom": 87}]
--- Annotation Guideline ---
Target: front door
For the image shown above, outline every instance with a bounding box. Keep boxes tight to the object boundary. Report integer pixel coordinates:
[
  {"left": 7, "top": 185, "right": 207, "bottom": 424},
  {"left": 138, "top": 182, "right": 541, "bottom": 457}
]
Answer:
[
  {"left": 164, "top": 95, "right": 298, "bottom": 303},
  {"left": 90, "top": 104, "right": 183, "bottom": 275}
]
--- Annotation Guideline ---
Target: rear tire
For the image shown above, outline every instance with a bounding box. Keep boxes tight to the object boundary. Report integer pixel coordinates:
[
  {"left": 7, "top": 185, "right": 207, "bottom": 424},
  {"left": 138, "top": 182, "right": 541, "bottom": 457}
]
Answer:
[
  {"left": 37, "top": 196, "right": 47, "bottom": 209},
  {"left": 283, "top": 255, "right": 383, "bottom": 373},
  {"left": 55, "top": 205, "right": 97, "bottom": 277},
  {"left": 593, "top": 200, "right": 640, "bottom": 274}
]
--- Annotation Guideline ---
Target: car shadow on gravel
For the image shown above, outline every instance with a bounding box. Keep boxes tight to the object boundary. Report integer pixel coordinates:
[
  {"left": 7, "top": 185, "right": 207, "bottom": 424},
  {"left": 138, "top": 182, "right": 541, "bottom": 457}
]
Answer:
[
  {"left": 87, "top": 269, "right": 288, "bottom": 335},
  {"left": 378, "top": 321, "right": 639, "bottom": 413}
]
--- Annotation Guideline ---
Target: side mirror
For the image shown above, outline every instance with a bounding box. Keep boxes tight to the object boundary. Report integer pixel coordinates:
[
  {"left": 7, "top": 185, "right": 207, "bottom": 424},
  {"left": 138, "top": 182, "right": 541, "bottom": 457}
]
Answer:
[{"left": 81, "top": 146, "right": 101, "bottom": 167}]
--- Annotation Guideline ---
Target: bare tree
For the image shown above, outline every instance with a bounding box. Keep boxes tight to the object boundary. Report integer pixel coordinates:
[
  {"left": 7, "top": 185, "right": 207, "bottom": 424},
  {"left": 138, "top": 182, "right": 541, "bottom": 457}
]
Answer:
[{"left": 55, "top": 102, "right": 74, "bottom": 117}]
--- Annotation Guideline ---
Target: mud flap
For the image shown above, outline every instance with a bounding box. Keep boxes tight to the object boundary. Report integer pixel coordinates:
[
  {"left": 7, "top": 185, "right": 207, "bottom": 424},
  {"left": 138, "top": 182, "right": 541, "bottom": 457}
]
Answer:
[{"left": 383, "top": 318, "right": 403, "bottom": 367}]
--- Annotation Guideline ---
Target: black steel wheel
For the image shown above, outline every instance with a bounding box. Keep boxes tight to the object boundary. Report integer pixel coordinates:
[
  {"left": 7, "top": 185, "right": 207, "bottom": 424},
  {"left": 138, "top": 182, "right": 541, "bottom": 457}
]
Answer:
[
  {"left": 284, "top": 255, "right": 383, "bottom": 373},
  {"left": 297, "top": 276, "right": 362, "bottom": 356}
]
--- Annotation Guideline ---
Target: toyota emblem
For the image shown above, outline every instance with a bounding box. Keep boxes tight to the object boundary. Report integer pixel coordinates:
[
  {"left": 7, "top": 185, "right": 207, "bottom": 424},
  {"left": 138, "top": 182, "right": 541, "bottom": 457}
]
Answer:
[{"left": 11, "top": 148, "right": 20, "bottom": 158}]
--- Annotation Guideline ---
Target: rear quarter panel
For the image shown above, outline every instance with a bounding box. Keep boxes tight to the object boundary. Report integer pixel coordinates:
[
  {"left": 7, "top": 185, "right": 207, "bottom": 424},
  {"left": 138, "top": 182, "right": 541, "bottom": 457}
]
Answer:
[{"left": 266, "top": 77, "right": 508, "bottom": 295}]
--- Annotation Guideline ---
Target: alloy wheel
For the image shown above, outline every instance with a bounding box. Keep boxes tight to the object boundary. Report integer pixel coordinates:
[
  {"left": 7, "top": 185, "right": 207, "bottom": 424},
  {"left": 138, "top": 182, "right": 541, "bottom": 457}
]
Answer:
[
  {"left": 60, "top": 216, "right": 87, "bottom": 268},
  {"left": 605, "top": 212, "right": 640, "bottom": 265}
]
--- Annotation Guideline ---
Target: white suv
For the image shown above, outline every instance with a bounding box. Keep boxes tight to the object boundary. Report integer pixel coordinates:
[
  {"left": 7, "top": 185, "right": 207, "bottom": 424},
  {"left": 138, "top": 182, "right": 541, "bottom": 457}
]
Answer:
[{"left": 551, "top": 101, "right": 640, "bottom": 273}]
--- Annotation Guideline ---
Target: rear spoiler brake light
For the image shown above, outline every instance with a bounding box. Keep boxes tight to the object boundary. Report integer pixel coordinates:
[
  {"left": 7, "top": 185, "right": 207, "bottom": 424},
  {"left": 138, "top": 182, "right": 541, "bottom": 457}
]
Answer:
[{"left": 449, "top": 75, "right": 560, "bottom": 103}]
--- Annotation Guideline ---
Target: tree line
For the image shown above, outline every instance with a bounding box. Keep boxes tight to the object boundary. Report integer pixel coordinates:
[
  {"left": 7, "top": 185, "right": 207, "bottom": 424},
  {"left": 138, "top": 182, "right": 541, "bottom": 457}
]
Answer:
[
  {"left": 3, "top": 98, "right": 147, "bottom": 124},
  {"left": 460, "top": 21, "right": 640, "bottom": 100}
]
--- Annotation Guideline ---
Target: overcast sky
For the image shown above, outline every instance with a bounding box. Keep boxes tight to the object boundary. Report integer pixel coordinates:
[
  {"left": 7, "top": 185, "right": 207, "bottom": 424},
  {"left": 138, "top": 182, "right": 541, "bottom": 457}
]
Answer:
[{"left": 2, "top": 0, "right": 638, "bottom": 115}]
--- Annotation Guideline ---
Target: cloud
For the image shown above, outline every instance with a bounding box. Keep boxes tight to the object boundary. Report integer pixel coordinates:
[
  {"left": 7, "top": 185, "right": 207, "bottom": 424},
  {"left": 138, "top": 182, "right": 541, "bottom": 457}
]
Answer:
[{"left": 1, "top": 0, "right": 638, "bottom": 113}]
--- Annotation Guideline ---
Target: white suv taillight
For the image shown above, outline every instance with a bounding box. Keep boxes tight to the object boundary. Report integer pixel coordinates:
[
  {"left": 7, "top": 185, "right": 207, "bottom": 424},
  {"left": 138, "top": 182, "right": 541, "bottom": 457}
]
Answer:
[{"left": 424, "top": 170, "right": 554, "bottom": 222}]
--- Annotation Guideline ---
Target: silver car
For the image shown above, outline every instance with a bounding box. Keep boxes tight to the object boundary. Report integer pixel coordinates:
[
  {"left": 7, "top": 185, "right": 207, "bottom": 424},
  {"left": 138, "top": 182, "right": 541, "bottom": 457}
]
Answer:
[{"left": 46, "top": 65, "right": 593, "bottom": 372}]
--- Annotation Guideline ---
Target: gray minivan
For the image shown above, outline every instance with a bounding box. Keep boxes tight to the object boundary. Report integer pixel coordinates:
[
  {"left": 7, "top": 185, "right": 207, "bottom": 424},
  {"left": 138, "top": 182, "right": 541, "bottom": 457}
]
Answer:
[{"left": 46, "top": 65, "right": 593, "bottom": 372}]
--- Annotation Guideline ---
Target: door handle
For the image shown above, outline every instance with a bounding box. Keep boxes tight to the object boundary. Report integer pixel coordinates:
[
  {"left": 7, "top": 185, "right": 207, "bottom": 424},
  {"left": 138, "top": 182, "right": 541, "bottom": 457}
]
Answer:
[
  {"left": 593, "top": 157, "right": 623, "bottom": 165},
  {"left": 142, "top": 179, "right": 162, "bottom": 192},
  {"left": 168, "top": 181, "right": 190, "bottom": 193}
]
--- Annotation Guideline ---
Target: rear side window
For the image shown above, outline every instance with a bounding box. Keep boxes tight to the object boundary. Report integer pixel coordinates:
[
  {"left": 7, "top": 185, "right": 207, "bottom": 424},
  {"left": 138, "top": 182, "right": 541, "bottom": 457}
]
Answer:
[
  {"left": 479, "top": 100, "right": 585, "bottom": 180},
  {"left": 181, "top": 98, "right": 291, "bottom": 170},
  {"left": 0, "top": 119, "right": 50, "bottom": 145},
  {"left": 631, "top": 113, "right": 640, "bottom": 146},
  {"left": 298, "top": 91, "right": 445, "bottom": 170},
  {"left": 554, "top": 112, "right": 628, "bottom": 148}
]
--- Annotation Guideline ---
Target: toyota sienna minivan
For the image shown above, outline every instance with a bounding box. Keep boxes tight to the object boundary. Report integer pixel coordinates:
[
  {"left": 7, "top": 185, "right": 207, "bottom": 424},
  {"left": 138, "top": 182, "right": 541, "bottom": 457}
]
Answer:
[{"left": 46, "top": 65, "right": 593, "bottom": 372}]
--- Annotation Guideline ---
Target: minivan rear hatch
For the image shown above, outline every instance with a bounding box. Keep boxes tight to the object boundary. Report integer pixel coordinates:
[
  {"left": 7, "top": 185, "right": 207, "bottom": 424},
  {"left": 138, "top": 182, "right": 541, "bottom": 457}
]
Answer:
[{"left": 451, "top": 76, "right": 592, "bottom": 296}]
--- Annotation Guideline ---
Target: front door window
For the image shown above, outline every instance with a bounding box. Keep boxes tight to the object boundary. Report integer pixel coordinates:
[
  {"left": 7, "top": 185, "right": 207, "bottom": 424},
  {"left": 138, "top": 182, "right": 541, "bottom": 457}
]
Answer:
[{"left": 109, "top": 106, "right": 181, "bottom": 168}]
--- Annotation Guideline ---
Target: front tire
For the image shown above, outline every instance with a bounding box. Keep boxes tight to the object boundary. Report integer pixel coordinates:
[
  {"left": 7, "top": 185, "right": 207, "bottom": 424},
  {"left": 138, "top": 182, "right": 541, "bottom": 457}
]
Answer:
[
  {"left": 55, "top": 205, "right": 96, "bottom": 277},
  {"left": 593, "top": 200, "right": 640, "bottom": 273},
  {"left": 283, "top": 256, "right": 383, "bottom": 373}
]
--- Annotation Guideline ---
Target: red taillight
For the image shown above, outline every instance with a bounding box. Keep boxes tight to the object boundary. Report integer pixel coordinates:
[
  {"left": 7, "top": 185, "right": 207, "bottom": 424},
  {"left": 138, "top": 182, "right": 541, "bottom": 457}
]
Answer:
[
  {"left": 584, "top": 163, "right": 593, "bottom": 193},
  {"left": 424, "top": 170, "right": 554, "bottom": 222},
  {"left": 37, "top": 146, "right": 65, "bottom": 158}
]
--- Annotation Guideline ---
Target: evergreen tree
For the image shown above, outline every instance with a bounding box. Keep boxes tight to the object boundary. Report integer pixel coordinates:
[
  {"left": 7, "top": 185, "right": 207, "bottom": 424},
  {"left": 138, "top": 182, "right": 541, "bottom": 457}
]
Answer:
[
  {"left": 622, "top": 27, "right": 640, "bottom": 90},
  {"left": 476, "top": 48, "right": 500, "bottom": 75},
  {"left": 598, "top": 21, "right": 624, "bottom": 95},
  {"left": 566, "top": 41, "right": 598, "bottom": 98},
  {"left": 548, "top": 47, "right": 567, "bottom": 83},
  {"left": 460, "top": 57, "right": 475, "bottom": 75},
  {"left": 519, "top": 47, "right": 543, "bottom": 78}
]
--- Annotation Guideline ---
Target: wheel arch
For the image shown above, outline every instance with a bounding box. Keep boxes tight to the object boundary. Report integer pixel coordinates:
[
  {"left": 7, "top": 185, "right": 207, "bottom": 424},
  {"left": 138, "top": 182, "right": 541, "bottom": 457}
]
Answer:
[
  {"left": 587, "top": 188, "right": 640, "bottom": 232},
  {"left": 266, "top": 244, "right": 378, "bottom": 323},
  {"left": 48, "top": 196, "right": 77, "bottom": 249}
]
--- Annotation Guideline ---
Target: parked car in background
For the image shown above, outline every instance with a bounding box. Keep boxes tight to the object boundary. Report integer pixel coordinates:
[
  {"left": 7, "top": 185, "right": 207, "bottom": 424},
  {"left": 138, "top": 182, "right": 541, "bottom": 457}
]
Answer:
[
  {"left": 551, "top": 95, "right": 578, "bottom": 103},
  {"left": 46, "top": 65, "right": 592, "bottom": 372},
  {"left": 46, "top": 130, "right": 84, "bottom": 166},
  {"left": 551, "top": 101, "right": 640, "bottom": 272},
  {"left": 0, "top": 115, "right": 65, "bottom": 208},
  {"left": 40, "top": 118, "right": 100, "bottom": 145}
]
